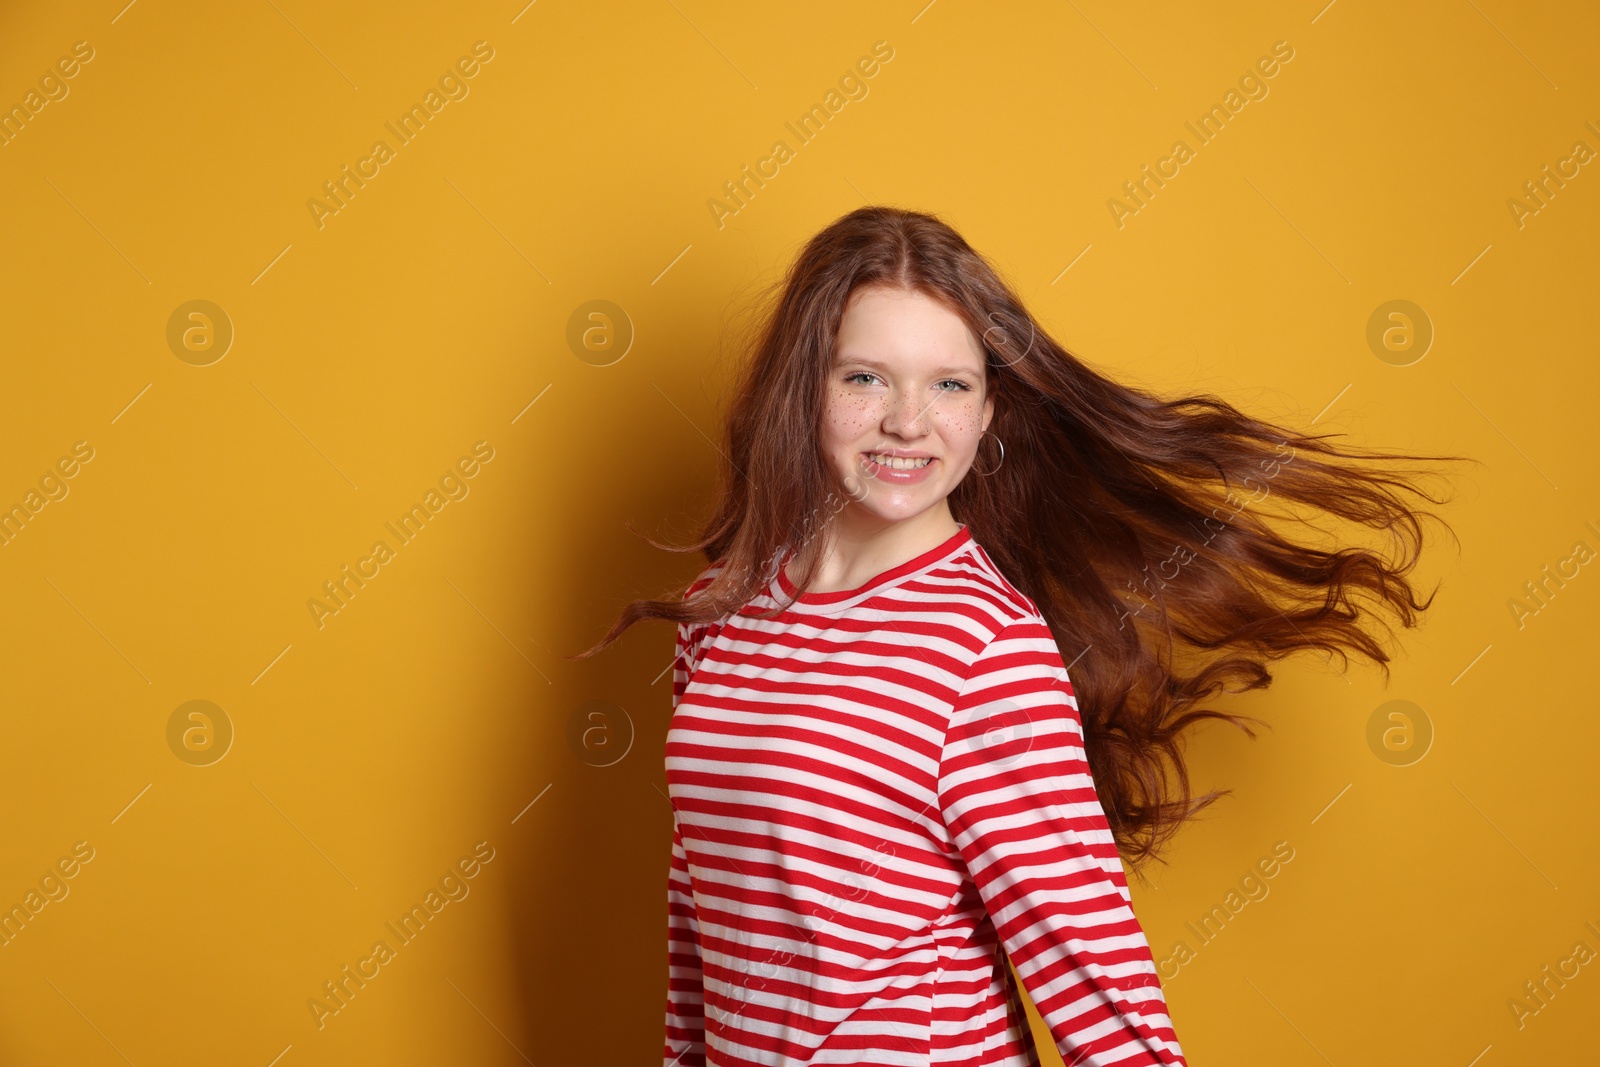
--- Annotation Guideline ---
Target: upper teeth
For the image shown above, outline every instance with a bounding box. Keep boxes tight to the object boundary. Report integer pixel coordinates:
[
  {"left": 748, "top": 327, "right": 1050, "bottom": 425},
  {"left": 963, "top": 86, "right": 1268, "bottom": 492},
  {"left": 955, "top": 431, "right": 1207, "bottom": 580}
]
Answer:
[{"left": 869, "top": 454, "right": 931, "bottom": 470}]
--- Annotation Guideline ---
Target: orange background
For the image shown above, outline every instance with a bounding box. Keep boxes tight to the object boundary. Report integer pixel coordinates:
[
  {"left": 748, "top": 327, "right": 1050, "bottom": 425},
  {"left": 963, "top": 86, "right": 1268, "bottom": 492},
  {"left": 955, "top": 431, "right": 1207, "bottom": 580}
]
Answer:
[{"left": 1, "top": 1, "right": 1596, "bottom": 1063}]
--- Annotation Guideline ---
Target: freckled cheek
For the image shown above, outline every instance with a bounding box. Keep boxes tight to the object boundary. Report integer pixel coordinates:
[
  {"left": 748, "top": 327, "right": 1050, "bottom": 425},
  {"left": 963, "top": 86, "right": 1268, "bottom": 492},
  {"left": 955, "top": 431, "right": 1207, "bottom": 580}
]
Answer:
[
  {"left": 825, "top": 393, "right": 883, "bottom": 440},
  {"left": 933, "top": 399, "right": 986, "bottom": 451}
]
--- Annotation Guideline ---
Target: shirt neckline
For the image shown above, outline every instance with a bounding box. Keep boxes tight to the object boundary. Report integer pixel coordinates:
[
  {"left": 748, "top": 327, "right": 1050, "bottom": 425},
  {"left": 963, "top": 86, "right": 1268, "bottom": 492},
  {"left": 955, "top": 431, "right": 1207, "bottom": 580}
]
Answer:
[{"left": 773, "top": 524, "right": 974, "bottom": 607}]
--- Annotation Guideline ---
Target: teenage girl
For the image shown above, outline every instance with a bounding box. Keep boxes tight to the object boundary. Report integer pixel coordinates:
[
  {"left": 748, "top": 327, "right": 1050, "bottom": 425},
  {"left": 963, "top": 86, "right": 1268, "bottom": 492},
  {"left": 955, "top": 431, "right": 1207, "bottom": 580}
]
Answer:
[{"left": 582, "top": 206, "right": 1456, "bottom": 1065}]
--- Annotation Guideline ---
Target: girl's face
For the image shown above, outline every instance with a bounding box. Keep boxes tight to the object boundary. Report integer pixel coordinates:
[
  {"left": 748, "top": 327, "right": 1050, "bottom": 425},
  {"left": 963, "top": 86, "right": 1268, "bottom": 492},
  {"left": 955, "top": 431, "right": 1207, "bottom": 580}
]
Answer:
[{"left": 821, "top": 285, "right": 994, "bottom": 526}]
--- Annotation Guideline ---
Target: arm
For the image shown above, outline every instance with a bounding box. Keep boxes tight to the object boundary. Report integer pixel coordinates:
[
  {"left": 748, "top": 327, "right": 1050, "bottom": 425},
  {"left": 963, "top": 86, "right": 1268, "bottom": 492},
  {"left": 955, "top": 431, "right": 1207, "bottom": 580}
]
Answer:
[
  {"left": 937, "top": 619, "right": 1186, "bottom": 1067},
  {"left": 664, "top": 808, "right": 707, "bottom": 1065},
  {"left": 664, "top": 617, "right": 709, "bottom": 1066}
]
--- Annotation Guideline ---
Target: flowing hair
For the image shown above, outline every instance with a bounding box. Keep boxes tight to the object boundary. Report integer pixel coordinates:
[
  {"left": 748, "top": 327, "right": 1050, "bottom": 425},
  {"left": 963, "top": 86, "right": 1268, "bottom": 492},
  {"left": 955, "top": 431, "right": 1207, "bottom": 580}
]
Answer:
[{"left": 575, "top": 205, "right": 1467, "bottom": 873}]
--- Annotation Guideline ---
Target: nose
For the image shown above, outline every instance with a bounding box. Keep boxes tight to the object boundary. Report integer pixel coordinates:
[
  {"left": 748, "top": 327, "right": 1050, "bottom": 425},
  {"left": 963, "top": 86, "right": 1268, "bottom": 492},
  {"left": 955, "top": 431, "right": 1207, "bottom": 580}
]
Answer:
[{"left": 881, "top": 384, "right": 932, "bottom": 439}]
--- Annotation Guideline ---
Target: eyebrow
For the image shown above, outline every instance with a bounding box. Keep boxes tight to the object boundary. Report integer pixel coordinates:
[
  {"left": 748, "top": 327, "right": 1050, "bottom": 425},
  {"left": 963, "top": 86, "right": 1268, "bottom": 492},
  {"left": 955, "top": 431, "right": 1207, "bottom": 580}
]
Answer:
[{"left": 835, "top": 354, "right": 982, "bottom": 377}]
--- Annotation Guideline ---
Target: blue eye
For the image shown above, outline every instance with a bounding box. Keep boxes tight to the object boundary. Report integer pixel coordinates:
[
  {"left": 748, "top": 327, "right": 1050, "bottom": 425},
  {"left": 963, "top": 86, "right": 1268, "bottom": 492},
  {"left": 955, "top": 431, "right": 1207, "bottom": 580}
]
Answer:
[{"left": 843, "top": 372, "right": 971, "bottom": 391}]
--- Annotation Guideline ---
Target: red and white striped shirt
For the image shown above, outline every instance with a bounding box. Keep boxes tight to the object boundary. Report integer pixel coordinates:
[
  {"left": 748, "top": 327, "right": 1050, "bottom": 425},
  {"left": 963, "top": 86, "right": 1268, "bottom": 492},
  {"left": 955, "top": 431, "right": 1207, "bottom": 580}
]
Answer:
[{"left": 664, "top": 523, "right": 1186, "bottom": 1066}]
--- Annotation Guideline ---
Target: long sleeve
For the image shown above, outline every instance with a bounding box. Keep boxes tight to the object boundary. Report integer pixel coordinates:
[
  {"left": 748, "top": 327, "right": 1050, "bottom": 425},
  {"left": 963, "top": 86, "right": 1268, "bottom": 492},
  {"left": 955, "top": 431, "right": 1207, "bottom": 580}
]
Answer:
[
  {"left": 665, "top": 808, "right": 707, "bottom": 1065},
  {"left": 937, "top": 619, "right": 1186, "bottom": 1067},
  {"left": 665, "top": 616, "right": 710, "bottom": 1066}
]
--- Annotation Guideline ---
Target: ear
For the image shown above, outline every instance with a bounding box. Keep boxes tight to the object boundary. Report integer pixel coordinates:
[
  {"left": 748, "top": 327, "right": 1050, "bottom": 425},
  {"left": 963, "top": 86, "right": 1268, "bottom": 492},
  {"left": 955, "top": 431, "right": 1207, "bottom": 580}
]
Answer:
[{"left": 981, "top": 385, "right": 995, "bottom": 434}]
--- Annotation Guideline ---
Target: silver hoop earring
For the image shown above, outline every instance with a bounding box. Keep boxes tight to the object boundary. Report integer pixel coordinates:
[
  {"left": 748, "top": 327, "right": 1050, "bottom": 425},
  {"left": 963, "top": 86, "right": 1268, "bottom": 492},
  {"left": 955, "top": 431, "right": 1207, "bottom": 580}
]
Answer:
[{"left": 974, "top": 430, "right": 1004, "bottom": 476}]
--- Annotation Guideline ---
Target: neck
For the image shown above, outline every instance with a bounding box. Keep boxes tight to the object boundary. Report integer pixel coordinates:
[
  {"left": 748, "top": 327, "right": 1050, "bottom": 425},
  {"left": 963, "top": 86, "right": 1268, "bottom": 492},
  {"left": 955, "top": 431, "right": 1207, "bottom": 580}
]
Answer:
[{"left": 786, "top": 502, "right": 962, "bottom": 595}]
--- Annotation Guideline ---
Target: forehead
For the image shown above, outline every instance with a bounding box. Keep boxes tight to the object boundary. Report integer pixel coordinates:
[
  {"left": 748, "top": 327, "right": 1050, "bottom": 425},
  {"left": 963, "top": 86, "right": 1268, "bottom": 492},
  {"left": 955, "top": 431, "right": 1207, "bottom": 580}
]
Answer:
[{"left": 833, "top": 286, "right": 984, "bottom": 371}]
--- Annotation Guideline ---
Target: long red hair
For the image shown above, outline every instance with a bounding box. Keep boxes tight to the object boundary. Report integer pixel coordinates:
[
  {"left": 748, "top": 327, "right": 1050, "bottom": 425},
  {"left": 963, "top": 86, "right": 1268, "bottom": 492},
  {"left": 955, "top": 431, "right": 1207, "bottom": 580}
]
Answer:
[{"left": 577, "top": 205, "right": 1467, "bottom": 873}]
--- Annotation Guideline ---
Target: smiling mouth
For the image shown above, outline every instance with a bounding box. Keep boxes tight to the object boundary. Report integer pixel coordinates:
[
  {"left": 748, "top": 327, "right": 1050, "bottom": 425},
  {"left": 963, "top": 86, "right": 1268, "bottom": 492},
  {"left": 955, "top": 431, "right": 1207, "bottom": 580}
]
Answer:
[{"left": 863, "top": 453, "right": 934, "bottom": 470}]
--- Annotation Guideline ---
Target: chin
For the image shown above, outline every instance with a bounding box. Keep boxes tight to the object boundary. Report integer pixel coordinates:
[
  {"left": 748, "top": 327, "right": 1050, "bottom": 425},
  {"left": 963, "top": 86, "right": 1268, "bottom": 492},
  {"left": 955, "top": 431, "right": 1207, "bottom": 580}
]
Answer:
[{"left": 852, "top": 492, "right": 940, "bottom": 524}]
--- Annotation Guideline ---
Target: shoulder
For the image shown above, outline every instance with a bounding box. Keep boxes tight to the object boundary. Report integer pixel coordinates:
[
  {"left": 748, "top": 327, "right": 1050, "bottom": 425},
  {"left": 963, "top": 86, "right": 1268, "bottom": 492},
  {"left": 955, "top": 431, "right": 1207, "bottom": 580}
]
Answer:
[
  {"left": 930, "top": 540, "right": 1049, "bottom": 641},
  {"left": 683, "top": 557, "right": 726, "bottom": 602},
  {"left": 673, "top": 558, "right": 729, "bottom": 684},
  {"left": 677, "top": 556, "right": 736, "bottom": 653},
  {"left": 929, "top": 543, "right": 1077, "bottom": 698}
]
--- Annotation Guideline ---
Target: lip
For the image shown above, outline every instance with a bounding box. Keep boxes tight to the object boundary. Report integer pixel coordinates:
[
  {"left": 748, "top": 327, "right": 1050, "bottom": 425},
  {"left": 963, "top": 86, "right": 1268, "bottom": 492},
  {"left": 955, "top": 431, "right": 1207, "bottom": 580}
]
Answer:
[{"left": 861, "top": 452, "right": 938, "bottom": 484}]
